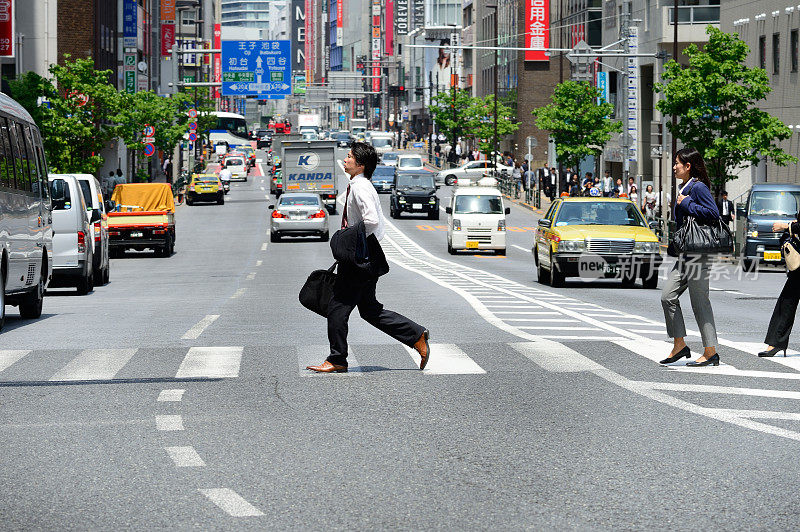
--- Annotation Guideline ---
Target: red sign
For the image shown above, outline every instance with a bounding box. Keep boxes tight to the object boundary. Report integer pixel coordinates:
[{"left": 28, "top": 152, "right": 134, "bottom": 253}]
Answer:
[
  {"left": 213, "top": 24, "right": 221, "bottom": 98},
  {"left": 385, "top": 0, "right": 394, "bottom": 57},
  {"left": 161, "top": 24, "right": 175, "bottom": 57},
  {"left": 160, "top": 0, "right": 176, "bottom": 22},
  {"left": 525, "top": 0, "right": 549, "bottom": 62},
  {"left": 0, "top": 0, "right": 12, "bottom": 57}
]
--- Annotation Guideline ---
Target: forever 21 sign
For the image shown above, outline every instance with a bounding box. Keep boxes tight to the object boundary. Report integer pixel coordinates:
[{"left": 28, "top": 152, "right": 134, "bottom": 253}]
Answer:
[{"left": 395, "top": 0, "right": 409, "bottom": 35}]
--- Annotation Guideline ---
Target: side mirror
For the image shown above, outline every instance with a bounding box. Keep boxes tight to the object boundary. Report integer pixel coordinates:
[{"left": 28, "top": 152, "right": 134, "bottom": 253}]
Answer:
[
  {"left": 445, "top": 206, "right": 453, "bottom": 214},
  {"left": 268, "top": 204, "right": 275, "bottom": 209},
  {"left": 505, "top": 207, "right": 511, "bottom": 215},
  {"left": 538, "top": 218, "right": 552, "bottom": 228},
  {"left": 105, "top": 200, "right": 116, "bottom": 212},
  {"left": 435, "top": 185, "right": 441, "bottom": 190},
  {"left": 90, "top": 209, "right": 101, "bottom": 223}
]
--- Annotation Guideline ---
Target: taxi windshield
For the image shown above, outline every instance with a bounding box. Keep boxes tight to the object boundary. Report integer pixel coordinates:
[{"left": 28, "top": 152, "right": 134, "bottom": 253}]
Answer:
[
  {"left": 555, "top": 202, "right": 646, "bottom": 227},
  {"left": 454, "top": 195, "right": 502, "bottom": 214},
  {"left": 750, "top": 191, "right": 800, "bottom": 217},
  {"left": 280, "top": 196, "right": 320, "bottom": 206}
]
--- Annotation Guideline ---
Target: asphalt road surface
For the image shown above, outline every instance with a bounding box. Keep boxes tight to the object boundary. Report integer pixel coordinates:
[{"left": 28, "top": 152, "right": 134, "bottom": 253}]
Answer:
[{"left": 2, "top": 147, "right": 799, "bottom": 529}]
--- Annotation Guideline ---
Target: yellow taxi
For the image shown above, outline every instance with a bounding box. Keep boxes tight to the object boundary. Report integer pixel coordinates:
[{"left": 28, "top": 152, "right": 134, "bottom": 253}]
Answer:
[
  {"left": 186, "top": 173, "right": 224, "bottom": 206},
  {"left": 533, "top": 197, "right": 662, "bottom": 288}
]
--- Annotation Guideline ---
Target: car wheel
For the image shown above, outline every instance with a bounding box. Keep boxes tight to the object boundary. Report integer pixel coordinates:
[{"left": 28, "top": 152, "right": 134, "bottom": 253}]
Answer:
[
  {"left": 320, "top": 231, "right": 329, "bottom": 242},
  {"left": 447, "top": 241, "right": 456, "bottom": 255},
  {"left": 161, "top": 234, "right": 173, "bottom": 257},
  {"left": 186, "top": 197, "right": 194, "bottom": 206},
  {"left": 270, "top": 233, "right": 281, "bottom": 243},
  {"left": 445, "top": 175, "right": 457, "bottom": 186},
  {"left": 548, "top": 253, "right": 564, "bottom": 287},
  {"left": 0, "top": 268, "right": 5, "bottom": 331},
  {"left": 495, "top": 248, "right": 506, "bottom": 256},
  {"left": 77, "top": 272, "right": 91, "bottom": 296},
  {"left": 537, "top": 258, "right": 550, "bottom": 285},
  {"left": 642, "top": 271, "right": 658, "bottom": 289},
  {"left": 621, "top": 272, "right": 637, "bottom": 288},
  {"left": 218, "top": 196, "right": 224, "bottom": 205},
  {"left": 428, "top": 209, "right": 440, "bottom": 220},
  {"left": 19, "top": 264, "right": 44, "bottom": 319},
  {"left": 103, "top": 265, "right": 110, "bottom": 285}
]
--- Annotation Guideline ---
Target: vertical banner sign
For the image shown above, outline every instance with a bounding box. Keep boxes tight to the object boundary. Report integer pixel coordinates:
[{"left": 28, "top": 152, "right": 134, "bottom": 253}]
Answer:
[
  {"left": 385, "top": 0, "right": 394, "bottom": 56},
  {"left": 371, "top": 0, "right": 381, "bottom": 93},
  {"left": 596, "top": 71, "right": 608, "bottom": 104},
  {"left": 627, "top": 26, "right": 639, "bottom": 164},
  {"left": 396, "top": 0, "right": 408, "bottom": 35},
  {"left": 336, "top": 0, "right": 343, "bottom": 45},
  {"left": 160, "top": 0, "right": 175, "bottom": 21},
  {"left": 304, "top": 0, "right": 312, "bottom": 80},
  {"left": 161, "top": 24, "right": 175, "bottom": 57},
  {"left": 123, "top": 0, "right": 137, "bottom": 48},
  {"left": 0, "top": 0, "right": 12, "bottom": 57},
  {"left": 213, "top": 24, "right": 221, "bottom": 98},
  {"left": 124, "top": 53, "right": 137, "bottom": 94},
  {"left": 525, "top": 0, "right": 549, "bottom": 61},
  {"left": 291, "top": 0, "right": 306, "bottom": 75},
  {"left": 413, "top": 0, "right": 424, "bottom": 31}
]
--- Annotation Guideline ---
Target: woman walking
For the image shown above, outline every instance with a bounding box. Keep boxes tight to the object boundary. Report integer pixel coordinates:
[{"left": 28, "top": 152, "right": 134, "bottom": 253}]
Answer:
[
  {"left": 760, "top": 216, "right": 800, "bottom": 357},
  {"left": 659, "top": 148, "right": 722, "bottom": 367},
  {"left": 643, "top": 184, "right": 658, "bottom": 220}
]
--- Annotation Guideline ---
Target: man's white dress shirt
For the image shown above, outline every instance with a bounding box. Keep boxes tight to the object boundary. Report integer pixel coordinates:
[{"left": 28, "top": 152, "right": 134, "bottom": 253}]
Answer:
[{"left": 343, "top": 173, "right": 386, "bottom": 241}]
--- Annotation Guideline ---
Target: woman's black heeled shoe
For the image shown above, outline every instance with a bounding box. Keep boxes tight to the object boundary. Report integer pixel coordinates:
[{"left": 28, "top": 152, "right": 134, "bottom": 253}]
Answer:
[
  {"left": 686, "top": 354, "right": 720, "bottom": 367},
  {"left": 758, "top": 346, "right": 787, "bottom": 357},
  {"left": 660, "top": 346, "right": 691, "bottom": 365}
]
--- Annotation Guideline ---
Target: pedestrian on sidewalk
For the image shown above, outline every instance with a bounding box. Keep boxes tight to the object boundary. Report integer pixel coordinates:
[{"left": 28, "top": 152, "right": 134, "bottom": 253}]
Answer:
[
  {"left": 549, "top": 167, "right": 558, "bottom": 200},
  {"left": 306, "top": 142, "right": 431, "bottom": 373},
  {"left": 759, "top": 212, "right": 800, "bottom": 358},
  {"left": 512, "top": 162, "right": 523, "bottom": 198},
  {"left": 602, "top": 170, "right": 614, "bottom": 197},
  {"left": 717, "top": 191, "right": 734, "bottom": 229},
  {"left": 644, "top": 184, "right": 658, "bottom": 219},
  {"left": 434, "top": 142, "right": 442, "bottom": 167},
  {"left": 660, "top": 148, "right": 722, "bottom": 367}
]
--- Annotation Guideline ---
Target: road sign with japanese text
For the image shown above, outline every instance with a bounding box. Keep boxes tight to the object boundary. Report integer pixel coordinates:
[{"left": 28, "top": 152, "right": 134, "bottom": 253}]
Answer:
[{"left": 221, "top": 40, "right": 292, "bottom": 97}]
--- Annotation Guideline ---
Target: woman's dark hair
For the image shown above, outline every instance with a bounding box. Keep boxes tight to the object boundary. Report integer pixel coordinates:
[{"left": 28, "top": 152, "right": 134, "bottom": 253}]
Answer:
[
  {"left": 350, "top": 142, "right": 378, "bottom": 179},
  {"left": 675, "top": 147, "right": 711, "bottom": 188}
]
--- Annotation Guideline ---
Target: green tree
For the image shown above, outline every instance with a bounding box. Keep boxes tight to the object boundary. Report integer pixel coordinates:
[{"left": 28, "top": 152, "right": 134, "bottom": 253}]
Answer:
[
  {"left": 473, "top": 94, "right": 520, "bottom": 156},
  {"left": 8, "top": 55, "right": 121, "bottom": 173},
  {"left": 114, "top": 91, "right": 191, "bottom": 155},
  {"left": 655, "top": 26, "right": 796, "bottom": 192},
  {"left": 532, "top": 80, "right": 620, "bottom": 171},
  {"left": 429, "top": 88, "right": 481, "bottom": 153}
]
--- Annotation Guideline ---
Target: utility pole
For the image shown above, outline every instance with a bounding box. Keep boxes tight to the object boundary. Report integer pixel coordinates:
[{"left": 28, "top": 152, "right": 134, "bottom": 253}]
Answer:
[
  {"left": 493, "top": 5, "right": 499, "bottom": 175},
  {"left": 671, "top": 0, "right": 679, "bottom": 219}
]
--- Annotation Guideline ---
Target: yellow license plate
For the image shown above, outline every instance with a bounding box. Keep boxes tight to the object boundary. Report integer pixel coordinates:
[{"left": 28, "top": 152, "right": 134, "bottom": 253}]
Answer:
[
  {"left": 466, "top": 241, "right": 479, "bottom": 249},
  {"left": 764, "top": 251, "right": 782, "bottom": 261}
]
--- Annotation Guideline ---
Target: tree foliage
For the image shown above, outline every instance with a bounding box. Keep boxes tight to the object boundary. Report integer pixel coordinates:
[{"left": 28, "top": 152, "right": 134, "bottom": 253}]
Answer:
[
  {"left": 114, "top": 91, "right": 191, "bottom": 154},
  {"left": 472, "top": 94, "right": 520, "bottom": 155},
  {"left": 532, "top": 80, "right": 620, "bottom": 171},
  {"left": 655, "top": 26, "right": 796, "bottom": 190}
]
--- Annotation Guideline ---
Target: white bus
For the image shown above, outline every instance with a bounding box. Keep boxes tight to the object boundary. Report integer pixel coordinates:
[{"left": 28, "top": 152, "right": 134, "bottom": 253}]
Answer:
[
  {"left": 0, "top": 92, "right": 53, "bottom": 330},
  {"left": 207, "top": 111, "right": 251, "bottom": 151}
]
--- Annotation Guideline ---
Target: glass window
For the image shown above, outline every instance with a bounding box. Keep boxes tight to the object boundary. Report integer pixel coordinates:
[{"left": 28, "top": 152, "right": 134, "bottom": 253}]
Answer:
[
  {"left": 279, "top": 195, "right": 320, "bottom": 206},
  {"left": 50, "top": 179, "right": 72, "bottom": 210},
  {"left": 759, "top": 36, "right": 766, "bottom": 69},
  {"left": 20, "top": 124, "right": 39, "bottom": 189},
  {"left": 773, "top": 33, "right": 780, "bottom": 74},
  {"left": 454, "top": 195, "right": 503, "bottom": 214},
  {"left": 6, "top": 119, "right": 28, "bottom": 191},
  {"left": 396, "top": 174, "right": 434, "bottom": 188},
  {"left": 78, "top": 179, "right": 94, "bottom": 208},
  {"left": 0, "top": 117, "right": 12, "bottom": 188},
  {"left": 791, "top": 30, "right": 798, "bottom": 73},
  {"left": 749, "top": 191, "right": 800, "bottom": 217},
  {"left": 31, "top": 128, "right": 49, "bottom": 204},
  {"left": 555, "top": 202, "right": 646, "bottom": 227}
]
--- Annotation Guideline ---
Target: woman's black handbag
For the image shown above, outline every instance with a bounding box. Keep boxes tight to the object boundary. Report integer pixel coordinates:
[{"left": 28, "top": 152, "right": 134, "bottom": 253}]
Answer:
[
  {"left": 672, "top": 216, "right": 734, "bottom": 255},
  {"left": 299, "top": 262, "right": 337, "bottom": 317}
]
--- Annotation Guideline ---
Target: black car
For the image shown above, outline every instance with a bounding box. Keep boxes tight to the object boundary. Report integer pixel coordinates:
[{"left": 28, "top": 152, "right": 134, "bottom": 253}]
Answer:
[
  {"left": 389, "top": 171, "right": 439, "bottom": 219},
  {"left": 371, "top": 165, "right": 395, "bottom": 194},
  {"left": 256, "top": 130, "right": 273, "bottom": 149},
  {"left": 332, "top": 131, "right": 352, "bottom": 148}
]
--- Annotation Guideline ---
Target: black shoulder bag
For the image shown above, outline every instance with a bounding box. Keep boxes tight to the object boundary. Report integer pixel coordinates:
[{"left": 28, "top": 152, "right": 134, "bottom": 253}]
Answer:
[
  {"left": 671, "top": 182, "right": 734, "bottom": 255},
  {"left": 299, "top": 262, "right": 337, "bottom": 317}
]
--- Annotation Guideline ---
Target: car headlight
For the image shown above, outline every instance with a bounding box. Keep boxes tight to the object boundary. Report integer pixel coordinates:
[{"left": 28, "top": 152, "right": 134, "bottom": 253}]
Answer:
[
  {"left": 557, "top": 239, "right": 585, "bottom": 252},
  {"left": 429, "top": 196, "right": 437, "bottom": 204},
  {"left": 452, "top": 219, "right": 461, "bottom": 231},
  {"left": 634, "top": 241, "right": 660, "bottom": 253}
]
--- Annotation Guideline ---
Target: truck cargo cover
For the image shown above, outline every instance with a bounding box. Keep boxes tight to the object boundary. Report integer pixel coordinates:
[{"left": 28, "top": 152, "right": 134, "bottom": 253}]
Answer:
[{"left": 111, "top": 183, "right": 175, "bottom": 213}]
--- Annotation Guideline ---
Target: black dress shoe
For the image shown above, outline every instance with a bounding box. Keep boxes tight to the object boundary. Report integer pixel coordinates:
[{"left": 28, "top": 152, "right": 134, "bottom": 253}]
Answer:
[
  {"left": 686, "top": 354, "right": 720, "bottom": 367},
  {"left": 758, "top": 346, "right": 787, "bottom": 357},
  {"left": 660, "top": 346, "right": 691, "bottom": 365}
]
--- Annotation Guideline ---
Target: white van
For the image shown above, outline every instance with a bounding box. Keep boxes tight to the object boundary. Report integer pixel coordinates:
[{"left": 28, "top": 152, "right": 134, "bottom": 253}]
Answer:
[
  {"left": 224, "top": 155, "right": 248, "bottom": 181},
  {"left": 74, "top": 174, "right": 110, "bottom": 285},
  {"left": 369, "top": 132, "right": 395, "bottom": 154},
  {"left": 445, "top": 186, "right": 510, "bottom": 255},
  {"left": 48, "top": 174, "right": 97, "bottom": 294}
]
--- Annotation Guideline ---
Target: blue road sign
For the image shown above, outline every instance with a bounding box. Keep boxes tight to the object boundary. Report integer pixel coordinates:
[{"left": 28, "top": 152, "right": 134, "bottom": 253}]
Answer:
[
  {"left": 221, "top": 40, "right": 292, "bottom": 98},
  {"left": 188, "top": 121, "right": 197, "bottom": 131},
  {"left": 188, "top": 132, "right": 197, "bottom": 142},
  {"left": 143, "top": 143, "right": 155, "bottom": 157}
]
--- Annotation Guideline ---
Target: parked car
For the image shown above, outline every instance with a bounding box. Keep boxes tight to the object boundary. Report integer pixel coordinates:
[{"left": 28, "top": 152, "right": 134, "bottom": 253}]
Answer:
[
  {"left": 371, "top": 165, "right": 396, "bottom": 193},
  {"left": 49, "top": 174, "right": 96, "bottom": 294},
  {"left": 187, "top": 174, "right": 225, "bottom": 205},
  {"left": 396, "top": 154, "right": 425, "bottom": 171},
  {"left": 74, "top": 174, "right": 110, "bottom": 285},
  {"left": 389, "top": 171, "right": 440, "bottom": 220},
  {"left": 735, "top": 183, "right": 800, "bottom": 271},
  {"left": 446, "top": 186, "right": 509, "bottom": 256},
  {"left": 268, "top": 193, "right": 329, "bottom": 242},
  {"left": 533, "top": 197, "right": 662, "bottom": 288},
  {"left": 436, "top": 160, "right": 513, "bottom": 186}
]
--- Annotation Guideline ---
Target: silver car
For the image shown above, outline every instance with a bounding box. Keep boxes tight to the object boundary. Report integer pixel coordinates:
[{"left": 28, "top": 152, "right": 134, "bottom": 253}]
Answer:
[{"left": 269, "top": 193, "right": 330, "bottom": 242}]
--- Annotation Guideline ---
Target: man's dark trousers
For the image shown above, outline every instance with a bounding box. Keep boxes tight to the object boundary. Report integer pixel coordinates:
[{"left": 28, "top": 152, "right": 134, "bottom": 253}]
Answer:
[{"left": 326, "top": 263, "right": 425, "bottom": 366}]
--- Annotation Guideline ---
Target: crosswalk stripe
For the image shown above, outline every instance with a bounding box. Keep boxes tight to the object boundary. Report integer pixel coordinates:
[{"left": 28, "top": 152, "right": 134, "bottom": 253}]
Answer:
[
  {"left": 157, "top": 389, "right": 185, "bottom": 402},
  {"left": 164, "top": 446, "right": 205, "bottom": 467},
  {"left": 403, "top": 343, "right": 485, "bottom": 374},
  {"left": 0, "top": 350, "right": 31, "bottom": 373},
  {"left": 614, "top": 338, "right": 673, "bottom": 364},
  {"left": 199, "top": 488, "right": 264, "bottom": 517},
  {"left": 50, "top": 349, "right": 137, "bottom": 381},
  {"left": 509, "top": 341, "right": 604, "bottom": 373},
  {"left": 643, "top": 381, "right": 800, "bottom": 400},
  {"left": 535, "top": 335, "right": 627, "bottom": 341},
  {"left": 718, "top": 340, "right": 800, "bottom": 373},
  {"left": 156, "top": 415, "right": 184, "bottom": 431},
  {"left": 517, "top": 326, "right": 601, "bottom": 331},
  {"left": 175, "top": 347, "right": 243, "bottom": 379},
  {"left": 297, "top": 345, "right": 362, "bottom": 376},
  {"left": 181, "top": 315, "right": 220, "bottom": 340}
]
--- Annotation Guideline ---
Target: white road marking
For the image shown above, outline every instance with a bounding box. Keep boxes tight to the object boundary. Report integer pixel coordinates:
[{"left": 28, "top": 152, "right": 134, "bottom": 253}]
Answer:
[
  {"left": 231, "top": 288, "right": 246, "bottom": 299},
  {"left": 0, "top": 350, "right": 31, "bottom": 373},
  {"left": 718, "top": 340, "right": 800, "bottom": 372},
  {"left": 157, "top": 389, "right": 185, "bottom": 402},
  {"left": 246, "top": 272, "right": 256, "bottom": 280},
  {"left": 535, "top": 335, "right": 627, "bottom": 341},
  {"left": 644, "top": 381, "right": 800, "bottom": 400},
  {"left": 155, "top": 415, "right": 184, "bottom": 431},
  {"left": 181, "top": 315, "right": 220, "bottom": 340},
  {"left": 175, "top": 347, "right": 243, "bottom": 379},
  {"left": 297, "top": 346, "right": 362, "bottom": 375},
  {"left": 628, "top": 329, "right": 666, "bottom": 335},
  {"left": 503, "top": 318, "right": 569, "bottom": 322},
  {"left": 511, "top": 244, "right": 530, "bottom": 252},
  {"left": 50, "top": 349, "right": 137, "bottom": 381},
  {"left": 711, "top": 409, "right": 800, "bottom": 420},
  {"left": 510, "top": 341, "right": 604, "bottom": 372},
  {"left": 259, "top": 186, "right": 265, "bottom": 191},
  {"left": 517, "top": 326, "right": 601, "bottom": 331},
  {"left": 614, "top": 338, "right": 675, "bottom": 364},
  {"left": 668, "top": 365, "right": 800, "bottom": 380},
  {"left": 256, "top": 260, "right": 263, "bottom": 266},
  {"left": 165, "top": 446, "right": 206, "bottom": 467},
  {"left": 403, "top": 343, "right": 485, "bottom": 374},
  {"left": 261, "top": 243, "right": 268, "bottom": 251},
  {"left": 200, "top": 488, "right": 264, "bottom": 517},
  {"left": 493, "top": 311, "right": 559, "bottom": 315}
]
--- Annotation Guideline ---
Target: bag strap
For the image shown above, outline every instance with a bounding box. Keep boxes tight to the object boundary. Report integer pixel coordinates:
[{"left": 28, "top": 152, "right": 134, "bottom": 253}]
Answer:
[{"left": 328, "top": 261, "right": 338, "bottom": 273}]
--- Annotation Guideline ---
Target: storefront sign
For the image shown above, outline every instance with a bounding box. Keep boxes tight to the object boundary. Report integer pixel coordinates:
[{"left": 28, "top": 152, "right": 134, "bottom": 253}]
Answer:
[
  {"left": 213, "top": 24, "right": 221, "bottom": 98},
  {"left": 160, "top": 0, "right": 175, "bottom": 22},
  {"left": 385, "top": 0, "right": 394, "bottom": 56},
  {"left": 123, "top": 0, "right": 137, "bottom": 48},
  {"left": 525, "top": 0, "right": 549, "bottom": 62},
  {"left": 396, "top": 0, "right": 408, "bottom": 35},
  {"left": 0, "top": 0, "right": 12, "bottom": 57},
  {"left": 161, "top": 24, "right": 174, "bottom": 57},
  {"left": 371, "top": 0, "right": 381, "bottom": 93}
]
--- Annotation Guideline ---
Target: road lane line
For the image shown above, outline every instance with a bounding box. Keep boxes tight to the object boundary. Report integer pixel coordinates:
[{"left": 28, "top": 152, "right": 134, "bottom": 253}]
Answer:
[
  {"left": 297, "top": 346, "right": 362, "bottom": 375},
  {"left": 231, "top": 288, "right": 246, "bottom": 299},
  {"left": 668, "top": 365, "right": 800, "bottom": 380},
  {"left": 261, "top": 243, "right": 268, "bottom": 251},
  {"left": 157, "top": 389, "right": 185, "bottom": 402},
  {"left": 246, "top": 272, "right": 256, "bottom": 280},
  {"left": 156, "top": 415, "right": 184, "bottom": 431},
  {"left": 199, "top": 488, "right": 264, "bottom": 517},
  {"left": 50, "top": 349, "right": 137, "bottom": 381},
  {"left": 504, "top": 318, "right": 572, "bottom": 322},
  {"left": 710, "top": 409, "right": 800, "bottom": 420},
  {"left": 510, "top": 341, "right": 604, "bottom": 373},
  {"left": 0, "top": 350, "right": 31, "bottom": 373},
  {"left": 403, "top": 343, "right": 485, "bottom": 374},
  {"left": 256, "top": 260, "right": 263, "bottom": 266},
  {"left": 175, "top": 347, "right": 243, "bottom": 379},
  {"left": 181, "top": 315, "right": 220, "bottom": 340},
  {"left": 165, "top": 446, "right": 206, "bottom": 467},
  {"left": 511, "top": 245, "right": 530, "bottom": 252}
]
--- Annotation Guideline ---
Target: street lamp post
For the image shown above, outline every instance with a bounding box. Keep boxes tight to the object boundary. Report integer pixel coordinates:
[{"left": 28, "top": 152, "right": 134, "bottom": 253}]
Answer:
[{"left": 487, "top": 4, "right": 499, "bottom": 176}]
